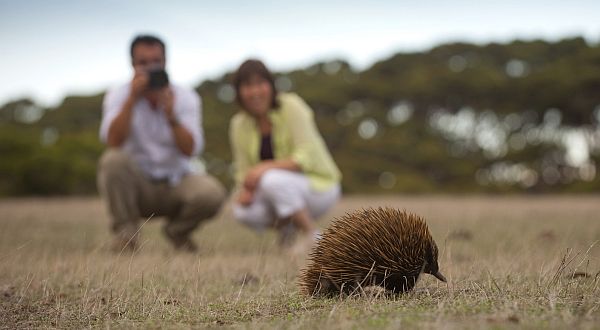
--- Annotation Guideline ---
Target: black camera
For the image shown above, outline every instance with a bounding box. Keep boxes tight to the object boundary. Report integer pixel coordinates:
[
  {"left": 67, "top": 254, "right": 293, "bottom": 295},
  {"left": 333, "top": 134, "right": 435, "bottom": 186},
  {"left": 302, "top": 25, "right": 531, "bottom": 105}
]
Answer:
[{"left": 148, "top": 68, "right": 169, "bottom": 89}]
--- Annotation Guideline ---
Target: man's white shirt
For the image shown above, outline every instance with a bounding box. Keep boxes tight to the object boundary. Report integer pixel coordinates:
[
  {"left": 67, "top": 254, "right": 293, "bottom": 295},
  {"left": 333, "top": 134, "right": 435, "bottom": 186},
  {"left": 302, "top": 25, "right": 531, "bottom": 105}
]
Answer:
[{"left": 100, "top": 83, "right": 204, "bottom": 185}]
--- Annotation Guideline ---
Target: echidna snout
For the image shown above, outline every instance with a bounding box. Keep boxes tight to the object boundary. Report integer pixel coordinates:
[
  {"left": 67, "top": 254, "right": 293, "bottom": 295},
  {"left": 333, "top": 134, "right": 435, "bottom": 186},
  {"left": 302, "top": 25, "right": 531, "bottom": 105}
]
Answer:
[{"left": 423, "top": 243, "right": 446, "bottom": 282}]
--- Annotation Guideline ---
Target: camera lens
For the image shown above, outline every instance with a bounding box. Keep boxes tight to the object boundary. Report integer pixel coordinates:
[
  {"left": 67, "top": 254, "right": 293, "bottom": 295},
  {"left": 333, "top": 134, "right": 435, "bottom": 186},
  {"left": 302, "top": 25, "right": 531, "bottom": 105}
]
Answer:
[{"left": 148, "top": 69, "right": 169, "bottom": 89}]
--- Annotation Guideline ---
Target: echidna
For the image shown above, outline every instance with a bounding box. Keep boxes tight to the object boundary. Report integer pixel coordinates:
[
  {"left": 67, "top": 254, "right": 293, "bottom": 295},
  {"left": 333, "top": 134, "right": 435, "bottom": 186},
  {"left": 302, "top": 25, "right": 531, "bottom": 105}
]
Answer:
[{"left": 299, "top": 207, "right": 446, "bottom": 296}]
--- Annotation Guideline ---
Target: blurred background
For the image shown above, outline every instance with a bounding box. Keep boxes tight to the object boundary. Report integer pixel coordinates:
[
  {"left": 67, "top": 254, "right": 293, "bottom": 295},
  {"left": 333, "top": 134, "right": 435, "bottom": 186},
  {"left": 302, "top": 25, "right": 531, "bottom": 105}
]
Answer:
[{"left": 1, "top": 0, "right": 599, "bottom": 196}]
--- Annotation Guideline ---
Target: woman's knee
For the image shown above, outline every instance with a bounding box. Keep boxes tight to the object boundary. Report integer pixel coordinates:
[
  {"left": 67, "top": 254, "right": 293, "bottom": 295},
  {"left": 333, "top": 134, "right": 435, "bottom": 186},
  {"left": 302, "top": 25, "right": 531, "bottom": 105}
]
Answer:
[{"left": 258, "top": 169, "right": 298, "bottom": 194}]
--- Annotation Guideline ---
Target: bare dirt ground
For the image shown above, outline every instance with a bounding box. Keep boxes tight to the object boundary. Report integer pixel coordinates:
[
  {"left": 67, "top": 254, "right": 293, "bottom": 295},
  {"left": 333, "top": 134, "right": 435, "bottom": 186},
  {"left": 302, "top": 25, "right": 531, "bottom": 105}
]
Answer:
[{"left": 1, "top": 195, "right": 599, "bottom": 329}]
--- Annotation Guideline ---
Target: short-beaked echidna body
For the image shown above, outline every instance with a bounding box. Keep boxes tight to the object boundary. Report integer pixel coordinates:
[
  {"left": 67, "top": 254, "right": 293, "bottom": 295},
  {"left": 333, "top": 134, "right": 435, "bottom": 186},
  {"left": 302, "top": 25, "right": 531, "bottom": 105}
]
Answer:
[{"left": 299, "top": 207, "right": 446, "bottom": 296}]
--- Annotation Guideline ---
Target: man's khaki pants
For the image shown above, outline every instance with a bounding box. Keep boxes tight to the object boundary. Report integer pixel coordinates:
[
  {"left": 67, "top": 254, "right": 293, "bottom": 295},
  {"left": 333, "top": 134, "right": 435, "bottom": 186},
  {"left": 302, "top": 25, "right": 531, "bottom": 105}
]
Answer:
[{"left": 97, "top": 149, "right": 226, "bottom": 242}]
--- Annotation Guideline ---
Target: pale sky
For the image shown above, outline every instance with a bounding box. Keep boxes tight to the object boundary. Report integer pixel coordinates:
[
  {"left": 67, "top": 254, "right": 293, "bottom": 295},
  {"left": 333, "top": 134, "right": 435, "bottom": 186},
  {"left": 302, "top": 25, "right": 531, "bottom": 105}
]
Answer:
[{"left": 1, "top": 0, "right": 599, "bottom": 107}]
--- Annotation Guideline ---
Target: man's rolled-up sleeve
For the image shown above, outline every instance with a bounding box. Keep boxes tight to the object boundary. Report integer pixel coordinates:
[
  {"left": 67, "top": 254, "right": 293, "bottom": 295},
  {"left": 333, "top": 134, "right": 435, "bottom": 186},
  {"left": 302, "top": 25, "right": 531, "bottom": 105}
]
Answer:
[{"left": 99, "top": 87, "right": 127, "bottom": 143}]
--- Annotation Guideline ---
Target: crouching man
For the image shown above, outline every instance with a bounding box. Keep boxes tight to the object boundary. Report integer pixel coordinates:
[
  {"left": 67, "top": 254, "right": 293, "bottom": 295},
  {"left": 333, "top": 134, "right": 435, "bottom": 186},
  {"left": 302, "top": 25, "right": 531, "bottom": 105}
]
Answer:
[{"left": 97, "top": 34, "right": 225, "bottom": 252}]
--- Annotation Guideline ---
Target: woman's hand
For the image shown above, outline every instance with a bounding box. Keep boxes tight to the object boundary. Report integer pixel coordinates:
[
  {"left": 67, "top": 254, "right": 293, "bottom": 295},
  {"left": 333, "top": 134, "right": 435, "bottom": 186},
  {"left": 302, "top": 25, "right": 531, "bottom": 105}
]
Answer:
[
  {"left": 243, "top": 162, "right": 270, "bottom": 190},
  {"left": 237, "top": 187, "right": 255, "bottom": 206},
  {"left": 239, "top": 163, "right": 271, "bottom": 206}
]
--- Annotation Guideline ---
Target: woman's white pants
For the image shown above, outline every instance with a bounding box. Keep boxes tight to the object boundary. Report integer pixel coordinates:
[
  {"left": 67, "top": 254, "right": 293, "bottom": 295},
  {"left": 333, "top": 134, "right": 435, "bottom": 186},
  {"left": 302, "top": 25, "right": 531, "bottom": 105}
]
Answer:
[{"left": 233, "top": 169, "right": 340, "bottom": 231}]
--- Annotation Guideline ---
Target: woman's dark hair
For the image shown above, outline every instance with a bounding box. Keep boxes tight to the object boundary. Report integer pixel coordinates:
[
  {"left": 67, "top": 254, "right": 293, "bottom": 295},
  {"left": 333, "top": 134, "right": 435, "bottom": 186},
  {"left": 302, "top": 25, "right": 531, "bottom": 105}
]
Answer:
[{"left": 233, "top": 59, "right": 279, "bottom": 109}]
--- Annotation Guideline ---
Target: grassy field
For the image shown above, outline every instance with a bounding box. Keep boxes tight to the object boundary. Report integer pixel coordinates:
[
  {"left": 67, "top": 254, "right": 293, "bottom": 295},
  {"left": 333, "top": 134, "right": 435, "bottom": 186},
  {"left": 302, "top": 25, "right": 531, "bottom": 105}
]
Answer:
[{"left": 1, "top": 195, "right": 599, "bottom": 329}]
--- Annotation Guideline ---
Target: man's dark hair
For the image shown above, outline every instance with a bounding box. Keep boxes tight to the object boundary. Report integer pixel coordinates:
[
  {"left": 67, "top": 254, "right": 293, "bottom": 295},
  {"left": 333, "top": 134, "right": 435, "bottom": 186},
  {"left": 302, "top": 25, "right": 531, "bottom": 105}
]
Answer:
[
  {"left": 233, "top": 59, "right": 279, "bottom": 110},
  {"left": 130, "top": 35, "right": 166, "bottom": 59}
]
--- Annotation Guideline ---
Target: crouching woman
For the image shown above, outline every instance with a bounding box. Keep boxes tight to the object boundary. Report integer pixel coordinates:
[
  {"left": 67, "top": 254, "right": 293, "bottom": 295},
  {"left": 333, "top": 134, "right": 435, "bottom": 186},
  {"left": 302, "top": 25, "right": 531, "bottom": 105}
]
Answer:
[{"left": 229, "top": 59, "right": 342, "bottom": 251}]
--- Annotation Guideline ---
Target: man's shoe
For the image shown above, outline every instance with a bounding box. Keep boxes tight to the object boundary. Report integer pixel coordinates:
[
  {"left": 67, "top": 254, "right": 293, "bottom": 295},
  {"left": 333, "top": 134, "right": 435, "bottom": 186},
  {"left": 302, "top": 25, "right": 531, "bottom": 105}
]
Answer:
[
  {"left": 172, "top": 237, "right": 198, "bottom": 252},
  {"left": 164, "top": 229, "right": 198, "bottom": 252},
  {"left": 111, "top": 235, "right": 138, "bottom": 253}
]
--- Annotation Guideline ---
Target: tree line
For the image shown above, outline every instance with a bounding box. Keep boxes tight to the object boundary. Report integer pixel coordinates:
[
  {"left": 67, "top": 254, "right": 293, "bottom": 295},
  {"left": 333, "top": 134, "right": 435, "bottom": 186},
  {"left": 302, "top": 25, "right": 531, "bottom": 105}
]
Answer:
[{"left": 1, "top": 37, "right": 599, "bottom": 196}]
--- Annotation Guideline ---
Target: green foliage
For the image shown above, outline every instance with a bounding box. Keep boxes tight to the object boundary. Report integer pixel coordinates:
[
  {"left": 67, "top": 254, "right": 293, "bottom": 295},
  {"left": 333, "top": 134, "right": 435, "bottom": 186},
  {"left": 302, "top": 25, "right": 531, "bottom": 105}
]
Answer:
[
  {"left": 1, "top": 37, "right": 599, "bottom": 195},
  {"left": 40, "top": 94, "right": 104, "bottom": 131},
  {"left": 0, "top": 126, "right": 102, "bottom": 195}
]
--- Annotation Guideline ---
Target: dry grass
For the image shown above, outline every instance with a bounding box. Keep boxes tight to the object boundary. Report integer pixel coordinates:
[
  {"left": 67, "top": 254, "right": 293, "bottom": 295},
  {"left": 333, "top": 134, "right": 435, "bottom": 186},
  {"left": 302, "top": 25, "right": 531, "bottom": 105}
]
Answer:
[{"left": 1, "top": 195, "right": 599, "bottom": 329}]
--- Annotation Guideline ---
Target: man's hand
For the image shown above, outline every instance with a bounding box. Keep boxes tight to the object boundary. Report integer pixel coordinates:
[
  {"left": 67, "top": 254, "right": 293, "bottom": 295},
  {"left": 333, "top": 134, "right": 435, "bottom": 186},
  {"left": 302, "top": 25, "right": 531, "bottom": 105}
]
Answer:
[
  {"left": 107, "top": 71, "right": 148, "bottom": 147},
  {"left": 156, "top": 87, "right": 195, "bottom": 155},
  {"left": 157, "top": 87, "right": 175, "bottom": 122},
  {"left": 130, "top": 71, "right": 149, "bottom": 99}
]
